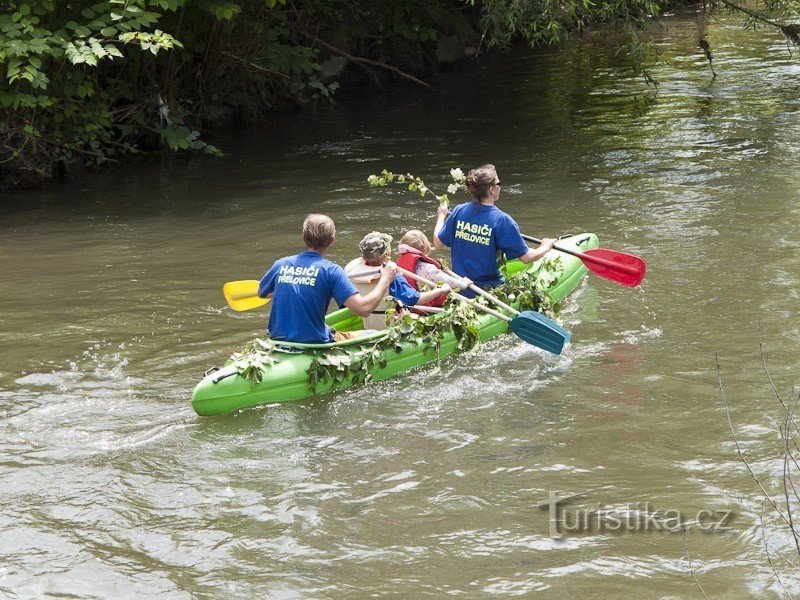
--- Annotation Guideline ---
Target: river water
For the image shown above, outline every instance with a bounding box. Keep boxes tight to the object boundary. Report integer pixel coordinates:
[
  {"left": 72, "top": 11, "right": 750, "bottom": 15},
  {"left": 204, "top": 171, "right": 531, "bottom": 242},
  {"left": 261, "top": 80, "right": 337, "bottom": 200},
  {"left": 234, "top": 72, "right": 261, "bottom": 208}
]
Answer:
[{"left": 2, "top": 8, "right": 799, "bottom": 598}]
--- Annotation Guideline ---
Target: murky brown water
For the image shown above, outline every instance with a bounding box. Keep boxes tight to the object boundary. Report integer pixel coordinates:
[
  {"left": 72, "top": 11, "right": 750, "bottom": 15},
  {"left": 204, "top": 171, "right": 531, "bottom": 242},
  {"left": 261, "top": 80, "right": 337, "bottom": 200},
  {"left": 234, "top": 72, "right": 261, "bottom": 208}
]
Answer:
[{"left": 2, "top": 7, "right": 799, "bottom": 597}]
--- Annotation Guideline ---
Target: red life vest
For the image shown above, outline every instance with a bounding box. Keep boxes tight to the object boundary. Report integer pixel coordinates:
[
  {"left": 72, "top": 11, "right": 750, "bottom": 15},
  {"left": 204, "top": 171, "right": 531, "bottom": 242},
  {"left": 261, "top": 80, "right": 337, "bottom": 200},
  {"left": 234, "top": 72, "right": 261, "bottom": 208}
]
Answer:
[{"left": 396, "top": 251, "right": 447, "bottom": 308}]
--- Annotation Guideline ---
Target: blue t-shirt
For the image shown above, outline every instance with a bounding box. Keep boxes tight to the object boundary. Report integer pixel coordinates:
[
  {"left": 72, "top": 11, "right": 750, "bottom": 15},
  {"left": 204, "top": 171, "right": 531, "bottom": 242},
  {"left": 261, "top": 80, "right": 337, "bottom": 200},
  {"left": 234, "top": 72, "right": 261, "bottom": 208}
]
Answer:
[
  {"left": 437, "top": 202, "right": 529, "bottom": 297},
  {"left": 258, "top": 251, "right": 358, "bottom": 343},
  {"left": 389, "top": 273, "right": 420, "bottom": 307}
]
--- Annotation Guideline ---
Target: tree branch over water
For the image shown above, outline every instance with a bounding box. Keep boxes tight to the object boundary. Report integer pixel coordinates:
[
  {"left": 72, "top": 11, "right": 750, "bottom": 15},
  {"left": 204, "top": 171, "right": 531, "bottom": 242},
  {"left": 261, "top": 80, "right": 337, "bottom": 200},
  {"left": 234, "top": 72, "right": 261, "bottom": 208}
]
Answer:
[
  {"left": 297, "top": 32, "right": 435, "bottom": 91},
  {"left": 706, "top": 0, "right": 800, "bottom": 54},
  {"left": 683, "top": 529, "right": 710, "bottom": 600},
  {"left": 716, "top": 345, "right": 800, "bottom": 592}
]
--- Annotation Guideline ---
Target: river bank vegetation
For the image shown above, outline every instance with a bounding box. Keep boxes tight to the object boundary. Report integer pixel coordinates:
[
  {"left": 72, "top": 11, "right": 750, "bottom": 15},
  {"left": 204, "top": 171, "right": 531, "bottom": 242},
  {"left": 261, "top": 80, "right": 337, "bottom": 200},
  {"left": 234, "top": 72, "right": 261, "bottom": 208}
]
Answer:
[{"left": 3, "top": 0, "right": 800, "bottom": 190}]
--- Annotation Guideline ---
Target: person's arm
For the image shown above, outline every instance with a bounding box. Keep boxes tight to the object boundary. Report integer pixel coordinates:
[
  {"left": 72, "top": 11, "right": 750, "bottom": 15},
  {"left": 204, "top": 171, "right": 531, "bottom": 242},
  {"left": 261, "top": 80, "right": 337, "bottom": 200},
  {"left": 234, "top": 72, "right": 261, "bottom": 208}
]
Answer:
[
  {"left": 416, "top": 262, "right": 470, "bottom": 289},
  {"left": 433, "top": 203, "right": 451, "bottom": 249},
  {"left": 417, "top": 285, "right": 451, "bottom": 305},
  {"left": 258, "top": 263, "right": 278, "bottom": 298},
  {"left": 494, "top": 213, "right": 556, "bottom": 265},
  {"left": 343, "top": 263, "right": 397, "bottom": 317},
  {"left": 518, "top": 238, "right": 556, "bottom": 264},
  {"left": 390, "top": 271, "right": 450, "bottom": 306}
]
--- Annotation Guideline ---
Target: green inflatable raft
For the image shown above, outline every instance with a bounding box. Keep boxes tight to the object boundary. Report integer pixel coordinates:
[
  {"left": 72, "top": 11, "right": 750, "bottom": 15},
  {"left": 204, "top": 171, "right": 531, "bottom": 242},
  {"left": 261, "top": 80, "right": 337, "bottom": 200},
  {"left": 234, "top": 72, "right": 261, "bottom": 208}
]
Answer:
[{"left": 191, "top": 233, "right": 599, "bottom": 416}]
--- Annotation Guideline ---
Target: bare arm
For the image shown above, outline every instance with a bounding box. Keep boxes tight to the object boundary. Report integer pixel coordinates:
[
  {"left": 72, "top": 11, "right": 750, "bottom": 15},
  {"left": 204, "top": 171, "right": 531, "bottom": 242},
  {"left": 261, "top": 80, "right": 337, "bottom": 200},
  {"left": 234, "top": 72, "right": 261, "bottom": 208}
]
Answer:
[
  {"left": 416, "top": 285, "right": 451, "bottom": 306},
  {"left": 518, "top": 238, "right": 556, "bottom": 264},
  {"left": 433, "top": 203, "right": 449, "bottom": 249},
  {"left": 416, "top": 262, "right": 469, "bottom": 289},
  {"left": 343, "top": 265, "right": 396, "bottom": 317}
]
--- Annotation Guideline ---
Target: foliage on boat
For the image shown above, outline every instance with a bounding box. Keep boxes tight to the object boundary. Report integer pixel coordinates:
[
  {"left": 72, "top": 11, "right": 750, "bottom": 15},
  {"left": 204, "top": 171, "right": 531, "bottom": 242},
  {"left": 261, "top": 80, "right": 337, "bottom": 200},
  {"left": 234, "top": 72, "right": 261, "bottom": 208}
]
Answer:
[{"left": 226, "top": 255, "right": 564, "bottom": 391}]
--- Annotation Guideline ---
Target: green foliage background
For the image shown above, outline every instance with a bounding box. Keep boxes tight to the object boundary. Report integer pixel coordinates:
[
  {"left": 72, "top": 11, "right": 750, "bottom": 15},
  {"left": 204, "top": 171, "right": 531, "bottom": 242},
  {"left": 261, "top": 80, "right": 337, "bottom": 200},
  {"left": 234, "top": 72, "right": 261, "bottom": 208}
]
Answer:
[
  {"left": 0, "top": 0, "right": 460, "bottom": 188},
  {"left": 14, "top": 0, "right": 797, "bottom": 189}
]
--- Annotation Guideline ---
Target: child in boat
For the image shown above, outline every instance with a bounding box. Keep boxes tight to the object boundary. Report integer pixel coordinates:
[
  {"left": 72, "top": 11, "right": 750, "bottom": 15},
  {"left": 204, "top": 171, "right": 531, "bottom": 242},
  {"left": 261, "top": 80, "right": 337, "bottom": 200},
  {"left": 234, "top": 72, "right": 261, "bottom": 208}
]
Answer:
[
  {"left": 396, "top": 229, "right": 473, "bottom": 308},
  {"left": 345, "top": 231, "right": 451, "bottom": 330},
  {"left": 258, "top": 214, "right": 398, "bottom": 343}
]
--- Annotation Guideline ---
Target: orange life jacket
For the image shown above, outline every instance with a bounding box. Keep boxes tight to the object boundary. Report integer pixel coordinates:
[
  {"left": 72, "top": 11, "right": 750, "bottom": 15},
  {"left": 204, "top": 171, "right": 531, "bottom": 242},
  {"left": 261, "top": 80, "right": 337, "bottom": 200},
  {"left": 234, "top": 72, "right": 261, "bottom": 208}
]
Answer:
[{"left": 396, "top": 251, "right": 448, "bottom": 308}]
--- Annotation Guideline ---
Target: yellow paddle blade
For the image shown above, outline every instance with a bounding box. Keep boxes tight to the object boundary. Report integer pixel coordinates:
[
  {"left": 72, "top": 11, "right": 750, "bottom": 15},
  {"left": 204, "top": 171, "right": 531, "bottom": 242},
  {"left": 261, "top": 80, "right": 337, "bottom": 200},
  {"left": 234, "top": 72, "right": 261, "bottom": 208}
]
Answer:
[{"left": 223, "top": 280, "right": 270, "bottom": 312}]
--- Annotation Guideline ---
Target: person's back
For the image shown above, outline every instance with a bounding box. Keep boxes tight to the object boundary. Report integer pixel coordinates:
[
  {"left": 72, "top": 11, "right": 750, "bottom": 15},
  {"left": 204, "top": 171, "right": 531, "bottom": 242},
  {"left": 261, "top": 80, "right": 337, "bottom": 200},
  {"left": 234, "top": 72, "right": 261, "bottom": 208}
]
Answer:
[
  {"left": 437, "top": 201, "right": 522, "bottom": 293},
  {"left": 344, "top": 257, "right": 393, "bottom": 330},
  {"left": 261, "top": 251, "right": 354, "bottom": 343},
  {"left": 258, "top": 214, "right": 399, "bottom": 344},
  {"left": 433, "top": 164, "right": 556, "bottom": 297}
]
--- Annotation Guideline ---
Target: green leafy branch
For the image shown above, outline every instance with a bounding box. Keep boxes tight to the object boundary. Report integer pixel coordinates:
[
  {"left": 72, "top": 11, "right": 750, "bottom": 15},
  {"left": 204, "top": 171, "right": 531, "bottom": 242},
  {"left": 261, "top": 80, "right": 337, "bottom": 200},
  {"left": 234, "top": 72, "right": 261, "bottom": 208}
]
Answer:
[
  {"left": 305, "top": 299, "right": 483, "bottom": 392},
  {"left": 307, "top": 342, "right": 387, "bottom": 390},
  {"left": 367, "top": 167, "right": 467, "bottom": 207},
  {"left": 226, "top": 337, "right": 279, "bottom": 385},
  {"left": 0, "top": 0, "right": 338, "bottom": 187},
  {"left": 497, "top": 256, "right": 565, "bottom": 315}
]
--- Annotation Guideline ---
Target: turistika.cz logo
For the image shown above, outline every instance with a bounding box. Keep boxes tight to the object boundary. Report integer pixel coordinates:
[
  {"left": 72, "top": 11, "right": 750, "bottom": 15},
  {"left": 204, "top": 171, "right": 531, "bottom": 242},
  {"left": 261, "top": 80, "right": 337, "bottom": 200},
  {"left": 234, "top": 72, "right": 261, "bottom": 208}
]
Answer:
[{"left": 537, "top": 492, "right": 736, "bottom": 538}]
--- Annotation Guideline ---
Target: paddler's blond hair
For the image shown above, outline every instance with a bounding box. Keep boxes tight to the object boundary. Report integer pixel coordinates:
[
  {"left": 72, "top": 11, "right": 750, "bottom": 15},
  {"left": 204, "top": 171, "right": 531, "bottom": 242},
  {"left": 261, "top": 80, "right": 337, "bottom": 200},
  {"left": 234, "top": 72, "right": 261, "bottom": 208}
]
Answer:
[
  {"left": 302, "top": 214, "right": 336, "bottom": 249},
  {"left": 400, "top": 229, "right": 432, "bottom": 255}
]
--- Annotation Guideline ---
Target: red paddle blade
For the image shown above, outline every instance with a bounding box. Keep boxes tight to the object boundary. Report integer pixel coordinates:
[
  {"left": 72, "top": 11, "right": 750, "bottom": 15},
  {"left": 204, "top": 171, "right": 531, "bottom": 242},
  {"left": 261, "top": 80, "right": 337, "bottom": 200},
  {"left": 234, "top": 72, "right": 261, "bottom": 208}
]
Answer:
[{"left": 580, "top": 248, "right": 646, "bottom": 287}]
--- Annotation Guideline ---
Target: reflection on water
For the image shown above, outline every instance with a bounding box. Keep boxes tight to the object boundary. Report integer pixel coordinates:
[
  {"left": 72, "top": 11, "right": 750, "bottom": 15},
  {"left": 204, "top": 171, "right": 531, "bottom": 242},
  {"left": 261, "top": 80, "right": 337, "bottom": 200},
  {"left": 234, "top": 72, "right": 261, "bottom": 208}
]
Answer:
[{"left": 2, "top": 6, "right": 800, "bottom": 597}]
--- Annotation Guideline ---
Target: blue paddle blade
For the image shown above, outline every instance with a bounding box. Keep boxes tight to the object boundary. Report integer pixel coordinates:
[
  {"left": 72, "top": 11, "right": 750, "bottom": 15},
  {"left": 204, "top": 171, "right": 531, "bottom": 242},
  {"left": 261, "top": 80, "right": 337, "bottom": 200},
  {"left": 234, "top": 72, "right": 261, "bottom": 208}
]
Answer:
[{"left": 509, "top": 311, "right": 571, "bottom": 355}]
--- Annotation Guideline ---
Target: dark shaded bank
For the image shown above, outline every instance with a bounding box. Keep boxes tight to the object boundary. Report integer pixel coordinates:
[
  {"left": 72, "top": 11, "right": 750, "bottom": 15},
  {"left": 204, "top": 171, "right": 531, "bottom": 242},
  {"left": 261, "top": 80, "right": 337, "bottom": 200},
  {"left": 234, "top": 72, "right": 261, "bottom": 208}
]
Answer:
[
  {"left": 16, "top": 0, "right": 795, "bottom": 192},
  {"left": 0, "top": 0, "right": 484, "bottom": 191}
]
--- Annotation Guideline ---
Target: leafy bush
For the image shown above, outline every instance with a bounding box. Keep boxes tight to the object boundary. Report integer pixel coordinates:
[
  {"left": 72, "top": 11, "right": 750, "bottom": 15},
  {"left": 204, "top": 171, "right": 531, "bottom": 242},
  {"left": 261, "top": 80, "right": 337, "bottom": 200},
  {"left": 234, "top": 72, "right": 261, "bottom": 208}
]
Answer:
[{"left": 0, "top": 0, "right": 345, "bottom": 188}]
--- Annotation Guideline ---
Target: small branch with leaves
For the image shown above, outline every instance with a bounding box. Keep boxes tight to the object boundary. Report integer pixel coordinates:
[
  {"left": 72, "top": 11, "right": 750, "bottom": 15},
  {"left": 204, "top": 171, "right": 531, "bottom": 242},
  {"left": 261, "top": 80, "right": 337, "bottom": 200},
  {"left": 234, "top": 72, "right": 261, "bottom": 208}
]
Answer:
[{"left": 367, "top": 167, "right": 467, "bottom": 207}]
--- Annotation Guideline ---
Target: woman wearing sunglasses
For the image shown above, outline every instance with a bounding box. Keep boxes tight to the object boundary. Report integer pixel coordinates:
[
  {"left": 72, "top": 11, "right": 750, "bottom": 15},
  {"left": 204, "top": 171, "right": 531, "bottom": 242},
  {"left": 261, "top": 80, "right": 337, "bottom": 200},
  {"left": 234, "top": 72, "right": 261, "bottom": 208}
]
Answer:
[{"left": 433, "top": 163, "right": 556, "bottom": 298}]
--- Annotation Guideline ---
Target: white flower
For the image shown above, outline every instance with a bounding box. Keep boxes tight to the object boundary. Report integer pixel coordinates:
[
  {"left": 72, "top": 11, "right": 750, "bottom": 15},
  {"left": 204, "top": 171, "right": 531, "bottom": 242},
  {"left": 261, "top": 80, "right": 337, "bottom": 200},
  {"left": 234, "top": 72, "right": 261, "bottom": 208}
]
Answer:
[
  {"left": 450, "top": 168, "right": 464, "bottom": 181},
  {"left": 447, "top": 183, "right": 459, "bottom": 195}
]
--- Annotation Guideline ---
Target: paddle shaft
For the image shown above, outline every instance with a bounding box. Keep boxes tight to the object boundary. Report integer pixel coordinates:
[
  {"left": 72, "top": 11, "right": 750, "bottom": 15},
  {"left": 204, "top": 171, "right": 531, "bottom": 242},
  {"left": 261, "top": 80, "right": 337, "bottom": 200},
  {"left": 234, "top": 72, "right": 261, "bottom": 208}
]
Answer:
[
  {"left": 413, "top": 305, "right": 447, "bottom": 314},
  {"left": 442, "top": 267, "right": 518, "bottom": 316},
  {"left": 521, "top": 234, "right": 641, "bottom": 276},
  {"left": 397, "top": 267, "right": 511, "bottom": 323}
]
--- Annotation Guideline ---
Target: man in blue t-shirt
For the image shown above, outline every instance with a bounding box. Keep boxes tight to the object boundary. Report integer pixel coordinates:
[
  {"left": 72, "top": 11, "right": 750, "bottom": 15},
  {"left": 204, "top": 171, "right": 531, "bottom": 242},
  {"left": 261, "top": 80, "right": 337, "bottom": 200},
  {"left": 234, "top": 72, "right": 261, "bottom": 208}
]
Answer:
[
  {"left": 434, "top": 164, "right": 556, "bottom": 298},
  {"left": 258, "top": 214, "right": 397, "bottom": 343}
]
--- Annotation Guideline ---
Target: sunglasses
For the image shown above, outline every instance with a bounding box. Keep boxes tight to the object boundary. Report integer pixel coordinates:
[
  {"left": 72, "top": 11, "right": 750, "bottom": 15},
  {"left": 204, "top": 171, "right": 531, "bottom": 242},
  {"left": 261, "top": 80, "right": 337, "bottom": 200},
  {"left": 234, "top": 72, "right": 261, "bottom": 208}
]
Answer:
[{"left": 494, "top": 181, "right": 501, "bottom": 187}]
